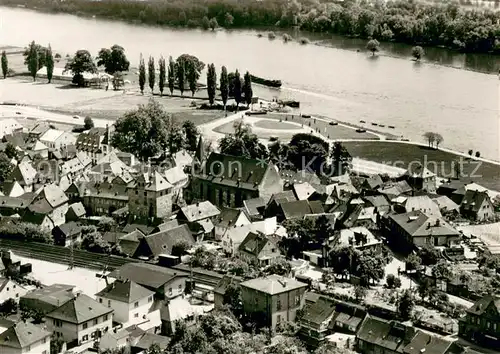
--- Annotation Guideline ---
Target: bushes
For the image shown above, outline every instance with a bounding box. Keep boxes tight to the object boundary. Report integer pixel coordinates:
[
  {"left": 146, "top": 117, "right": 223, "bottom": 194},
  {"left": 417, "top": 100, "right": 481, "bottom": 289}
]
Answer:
[{"left": 0, "top": 222, "right": 53, "bottom": 244}]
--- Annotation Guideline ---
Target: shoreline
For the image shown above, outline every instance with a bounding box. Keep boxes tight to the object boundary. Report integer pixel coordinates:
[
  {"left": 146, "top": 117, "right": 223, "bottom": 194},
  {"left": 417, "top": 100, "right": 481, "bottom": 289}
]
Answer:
[{"left": 1, "top": 5, "right": 499, "bottom": 76}]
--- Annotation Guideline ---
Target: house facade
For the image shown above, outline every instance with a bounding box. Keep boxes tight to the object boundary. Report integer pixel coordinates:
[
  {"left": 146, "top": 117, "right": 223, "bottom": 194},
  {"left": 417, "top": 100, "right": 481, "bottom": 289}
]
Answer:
[
  {"left": 39, "top": 129, "right": 77, "bottom": 150},
  {"left": 188, "top": 153, "right": 283, "bottom": 208},
  {"left": 238, "top": 232, "right": 282, "bottom": 267},
  {"left": 459, "top": 295, "right": 500, "bottom": 349},
  {"left": 0, "top": 277, "right": 28, "bottom": 303},
  {"left": 460, "top": 190, "right": 495, "bottom": 221},
  {"left": 240, "top": 275, "right": 307, "bottom": 330},
  {"left": 0, "top": 322, "right": 51, "bottom": 354},
  {"left": 95, "top": 280, "right": 155, "bottom": 325},
  {"left": 128, "top": 172, "right": 174, "bottom": 220},
  {"left": 45, "top": 294, "right": 113, "bottom": 346}
]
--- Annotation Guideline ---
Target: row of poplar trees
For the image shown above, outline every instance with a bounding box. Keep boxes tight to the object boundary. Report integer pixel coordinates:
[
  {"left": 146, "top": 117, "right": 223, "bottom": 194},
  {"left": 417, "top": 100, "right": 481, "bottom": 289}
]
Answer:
[{"left": 137, "top": 54, "right": 252, "bottom": 109}]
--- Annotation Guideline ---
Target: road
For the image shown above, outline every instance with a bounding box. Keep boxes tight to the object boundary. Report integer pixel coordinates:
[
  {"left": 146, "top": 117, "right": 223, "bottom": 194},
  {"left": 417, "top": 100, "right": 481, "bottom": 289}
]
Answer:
[{"left": 0, "top": 104, "right": 114, "bottom": 128}]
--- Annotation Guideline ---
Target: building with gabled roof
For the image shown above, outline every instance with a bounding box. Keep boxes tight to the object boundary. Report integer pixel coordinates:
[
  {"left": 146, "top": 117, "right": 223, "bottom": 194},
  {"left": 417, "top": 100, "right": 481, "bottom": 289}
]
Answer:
[
  {"left": 8, "top": 161, "right": 37, "bottom": 192},
  {"left": 214, "top": 207, "right": 251, "bottom": 240},
  {"left": 404, "top": 163, "right": 436, "bottom": 193},
  {"left": 0, "top": 118, "right": 23, "bottom": 139},
  {"left": 459, "top": 295, "right": 500, "bottom": 349},
  {"left": 39, "top": 128, "right": 76, "bottom": 150},
  {"left": 45, "top": 293, "right": 113, "bottom": 346},
  {"left": 20, "top": 283, "right": 75, "bottom": 314},
  {"left": 0, "top": 321, "right": 51, "bottom": 354},
  {"left": 384, "top": 211, "right": 460, "bottom": 252},
  {"left": 188, "top": 152, "right": 283, "bottom": 208},
  {"left": 238, "top": 232, "right": 281, "bottom": 267},
  {"left": 460, "top": 190, "right": 494, "bottom": 222},
  {"left": 240, "top": 275, "right": 307, "bottom": 330},
  {"left": 96, "top": 280, "right": 155, "bottom": 325},
  {"left": 393, "top": 195, "right": 442, "bottom": 218},
  {"left": 137, "top": 224, "right": 196, "bottom": 259},
  {"left": 28, "top": 183, "right": 69, "bottom": 226}
]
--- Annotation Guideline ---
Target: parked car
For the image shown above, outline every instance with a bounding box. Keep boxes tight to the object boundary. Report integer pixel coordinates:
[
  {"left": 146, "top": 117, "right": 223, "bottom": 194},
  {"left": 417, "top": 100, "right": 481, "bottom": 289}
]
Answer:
[
  {"left": 329, "top": 121, "right": 338, "bottom": 126},
  {"left": 356, "top": 128, "right": 366, "bottom": 133}
]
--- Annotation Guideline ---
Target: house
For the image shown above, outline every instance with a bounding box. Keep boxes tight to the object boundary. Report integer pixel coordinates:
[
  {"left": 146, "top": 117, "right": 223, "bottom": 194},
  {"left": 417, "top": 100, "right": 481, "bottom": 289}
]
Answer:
[
  {"left": 214, "top": 207, "right": 251, "bottom": 240},
  {"left": 65, "top": 202, "right": 86, "bottom": 222},
  {"left": 1, "top": 181, "right": 25, "bottom": 198},
  {"left": 356, "top": 316, "right": 417, "bottom": 354},
  {"left": 177, "top": 201, "right": 220, "bottom": 238},
  {"left": 21, "top": 211, "right": 54, "bottom": 232},
  {"left": 82, "top": 176, "right": 129, "bottom": 216},
  {"left": 31, "top": 141, "right": 49, "bottom": 159},
  {"left": 0, "top": 195, "right": 30, "bottom": 216},
  {"left": 393, "top": 195, "right": 442, "bottom": 218},
  {"left": 298, "top": 296, "right": 367, "bottom": 348},
  {"left": 459, "top": 295, "right": 500, "bottom": 349},
  {"left": 45, "top": 293, "right": 113, "bottom": 346},
  {"left": 0, "top": 321, "right": 51, "bottom": 354},
  {"left": 238, "top": 232, "right": 281, "bottom": 266},
  {"left": 363, "top": 195, "right": 391, "bottom": 215},
  {"left": 60, "top": 152, "right": 92, "bottom": 177},
  {"left": 116, "top": 230, "right": 144, "bottom": 257},
  {"left": 108, "top": 263, "right": 188, "bottom": 299},
  {"left": 0, "top": 277, "right": 28, "bottom": 303},
  {"left": 243, "top": 197, "right": 266, "bottom": 220},
  {"left": 29, "top": 122, "right": 50, "bottom": 139},
  {"left": 127, "top": 171, "right": 174, "bottom": 220},
  {"left": 338, "top": 227, "right": 382, "bottom": 252},
  {"left": 8, "top": 161, "right": 37, "bottom": 192},
  {"left": 432, "top": 196, "right": 460, "bottom": 214},
  {"left": 293, "top": 182, "right": 323, "bottom": 201},
  {"left": 52, "top": 221, "right": 84, "bottom": 246},
  {"left": 460, "top": 190, "right": 495, "bottom": 222},
  {"left": 95, "top": 280, "right": 155, "bottom": 325},
  {"left": 188, "top": 152, "right": 283, "bottom": 208},
  {"left": 39, "top": 129, "right": 77, "bottom": 150},
  {"left": 20, "top": 284, "right": 75, "bottom": 314},
  {"left": 214, "top": 276, "right": 241, "bottom": 309},
  {"left": 75, "top": 127, "right": 108, "bottom": 164},
  {"left": 137, "top": 224, "right": 196, "bottom": 259},
  {"left": 0, "top": 118, "right": 23, "bottom": 139},
  {"left": 377, "top": 180, "right": 413, "bottom": 200},
  {"left": 384, "top": 211, "right": 460, "bottom": 253},
  {"left": 160, "top": 295, "right": 213, "bottom": 335},
  {"left": 240, "top": 275, "right": 307, "bottom": 330},
  {"left": 403, "top": 164, "right": 436, "bottom": 193},
  {"left": 264, "top": 190, "right": 298, "bottom": 218},
  {"left": 276, "top": 200, "right": 324, "bottom": 222},
  {"left": 28, "top": 183, "right": 69, "bottom": 226},
  {"left": 361, "top": 174, "right": 384, "bottom": 191}
]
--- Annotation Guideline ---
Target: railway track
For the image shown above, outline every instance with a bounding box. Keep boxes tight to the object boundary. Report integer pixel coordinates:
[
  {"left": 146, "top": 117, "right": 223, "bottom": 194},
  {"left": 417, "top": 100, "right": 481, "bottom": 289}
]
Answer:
[{"left": 0, "top": 239, "right": 137, "bottom": 271}]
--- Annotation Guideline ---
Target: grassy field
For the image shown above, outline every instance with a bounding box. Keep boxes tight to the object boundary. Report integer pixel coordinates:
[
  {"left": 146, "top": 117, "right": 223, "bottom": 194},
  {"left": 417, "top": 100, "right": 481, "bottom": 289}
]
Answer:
[
  {"left": 343, "top": 141, "right": 500, "bottom": 191},
  {"left": 253, "top": 119, "right": 299, "bottom": 130}
]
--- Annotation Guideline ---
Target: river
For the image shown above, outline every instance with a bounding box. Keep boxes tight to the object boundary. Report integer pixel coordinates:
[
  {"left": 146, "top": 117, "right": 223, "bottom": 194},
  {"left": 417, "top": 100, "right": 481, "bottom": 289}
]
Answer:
[{"left": 0, "top": 7, "right": 499, "bottom": 160}]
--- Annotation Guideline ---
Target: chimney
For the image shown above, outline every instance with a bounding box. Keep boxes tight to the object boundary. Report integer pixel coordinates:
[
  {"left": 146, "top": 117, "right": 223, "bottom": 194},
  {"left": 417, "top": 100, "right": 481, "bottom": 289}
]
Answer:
[{"left": 435, "top": 219, "right": 440, "bottom": 227}]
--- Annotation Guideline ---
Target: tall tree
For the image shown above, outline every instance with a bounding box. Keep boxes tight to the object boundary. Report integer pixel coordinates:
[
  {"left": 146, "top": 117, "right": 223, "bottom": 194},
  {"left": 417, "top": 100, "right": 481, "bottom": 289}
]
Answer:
[
  {"left": 233, "top": 70, "right": 242, "bottom": 109},
  {"left": 24, "top": 41, "right": 46, "bottom": 76},
  {"left": 45, "top": 44, "right": 54, "bottom": 83},
  {"left": 176, "top": 59, "right": 185, "bottom": 96},
  {"left": 243, "top": 71, "right": 253, "bottom": 107},
  {"left": 219, "top": 120, "right": 268, "bottom": 159},
  {"left": 206, "top": 63, "right": 217, "bottom": 105},
  {"left": 0, "top": 153, "right": 13, "bottom": 184},
  {"left": 65, "top": 50, "right": 97, "bottom": 86},
  {"left": 158, "top": 56, "right": 166, "bottom": 96},
  {"left": 4, "top": 143, "right": 16, "bottom": 160},
  {"left": 96, "top": 44, "right": 130, "bottom": 74},
  {"left": 1, "top": 51, "right": 7, "bottom": 79},
  {"left": 186, "top": 60, "right": 197, "bottom": 96},
  {"left": 138, "top": 54, "right": 146, "bottom": 95},
  {"left": 220, "top": 66, "right": 229, "bottom": 110},
  {"left": 167, "top": 56, "right": 175, "bottom": 96},
  {"left": 148, "top": 56, "right": 155, "bottom": 93},
  {"left": 366, "top": 39, "right": 380, "bottom": 56},
  {"left": 182, "top": 120, "right": 199, "bottom": 152},
  {"left": 28, "top": 44, "right": 39, "bottom": 81},
  {"left": 397, "top": 290, "right": 414, "bottom": 320}
]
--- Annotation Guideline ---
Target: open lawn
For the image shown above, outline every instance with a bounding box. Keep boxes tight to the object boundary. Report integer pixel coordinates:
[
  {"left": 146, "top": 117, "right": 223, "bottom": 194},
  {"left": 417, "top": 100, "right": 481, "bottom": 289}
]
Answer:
[
  {"left": 343, "top": 141, "right": 500, "bottom": 191},
  {"left": 253, "top": 119, "right": 299, "bottom": 130},
  {"left": 214, "top": 118, "right": 305, "bottom": 140}
]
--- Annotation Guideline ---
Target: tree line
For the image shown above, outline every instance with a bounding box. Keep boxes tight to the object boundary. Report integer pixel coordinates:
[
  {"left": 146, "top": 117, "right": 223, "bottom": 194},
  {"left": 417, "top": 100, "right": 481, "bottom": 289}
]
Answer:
[{"left": 5, "top": 0, "right": 500, "bottom": 54}]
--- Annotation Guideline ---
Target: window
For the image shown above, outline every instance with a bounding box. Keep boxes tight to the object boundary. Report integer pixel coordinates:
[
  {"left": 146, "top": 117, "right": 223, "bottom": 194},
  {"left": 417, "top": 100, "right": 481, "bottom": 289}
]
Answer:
[
  {"left": 108, "top": 300, "right": 111, "bottom": 307},
  {"left": 82, "top": 335, "right": 88, "bottom": 342},
  {"left": 148, "top": 296, "right": 153, "bottom": 303},
  {"left": 295, "top": 294, "right": 301, "bottom": 306},
  {"left": 168, "top": 288, "right": 172, "bottom": 295},
  {"left": 179, "top": 284, "right": 183, "bottom": 290},
  {"left": 83, "top": 323, "right": 88, "bottom": 330},
  {"left": 93, "top": 319, "right": 98, "bottom": 325},
  {"left": 27, "top": 345, "right": 31, "bottom": 351},
  {"left": 13, "top": 285, "right": 16, "bottom": 289},
  {"left": 276, "top": 298, "right": 282, "bottom": 311},
  {"left": 134, "top": 313, "right": 139, "bottom": 318},
  {"left": 494, "top": 323, "right": 498, "bottom": 331},
  {"left": 277, "top": 315, "right": 281, "bottom": 324},
  {"left": 134, "top": 301, "right": 139, "bottom": 308},
  {"left": 99, "top": 298, "right": 102, "bottom": 303},
  {"left": 42, "top": 337, "right": 47, "bottom": 344},
  {"left": 6, "top": 287, "right": 8, "bottom": 291},
  {"left": 42, "top": 351, "right": 47, "bottom": 354},
  {"left": 54, "top": 319, "right": 63, "bottom": 328},
  {"left": 104, "top": 314, "right": 108, "bottom": 321},
  {"left": 144, "top": 192, "right": 147, "bottom": 196},
  {"left": 15, "top": 293, "right": 18, "bottom": 297}
]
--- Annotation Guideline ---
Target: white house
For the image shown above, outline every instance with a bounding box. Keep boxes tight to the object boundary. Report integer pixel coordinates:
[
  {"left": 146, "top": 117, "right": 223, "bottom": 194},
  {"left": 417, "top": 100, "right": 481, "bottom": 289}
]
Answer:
[
  {"left": 0, "top": 118, "right": 23, "bottom": 139},
  {"left": 45, "top": 293, "right": 113, "bottom": 346},
  {"left": 39, "top": 129, "right": 77, "bottom": 150},
  {"left": 0, "top": 277, "right": 29, "bottom": 303},
  {"left": 95, "top": 280, "right": 155, "bottom": 326},
  {"left": 214, "top": 207, "right": 251, "bottom": 240},
  {"left": 0, "top": 322, "right": 51, "bottom": 354}
]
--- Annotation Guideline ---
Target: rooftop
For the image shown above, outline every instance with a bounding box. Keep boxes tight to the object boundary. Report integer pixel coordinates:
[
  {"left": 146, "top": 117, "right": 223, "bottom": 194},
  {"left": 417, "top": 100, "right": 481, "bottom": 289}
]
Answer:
[
  {"left": 46, "top": 294, "right": 112, "bottom": 324},
  {"left": 0, "top": 322, "right": 50, "bottom": 349},
  {"left": 96, "top": 280, "right": 154, "bottom": 304},
  {"left": 240, "top": 274, "right": 307, "bottom": 295}
]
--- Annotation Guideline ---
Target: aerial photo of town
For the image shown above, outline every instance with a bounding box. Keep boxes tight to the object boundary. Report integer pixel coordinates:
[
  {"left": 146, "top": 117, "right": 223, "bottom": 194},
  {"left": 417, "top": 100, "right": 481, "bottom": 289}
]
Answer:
[{"left": 0, "top": 0, "right": 499, "bottom": 353}]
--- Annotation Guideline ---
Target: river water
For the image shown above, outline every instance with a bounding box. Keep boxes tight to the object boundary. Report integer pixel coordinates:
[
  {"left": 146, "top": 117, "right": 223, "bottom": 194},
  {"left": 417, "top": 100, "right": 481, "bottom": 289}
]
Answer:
[{"left": 0, "top": 7, "right": 499, "bottom": 160}]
